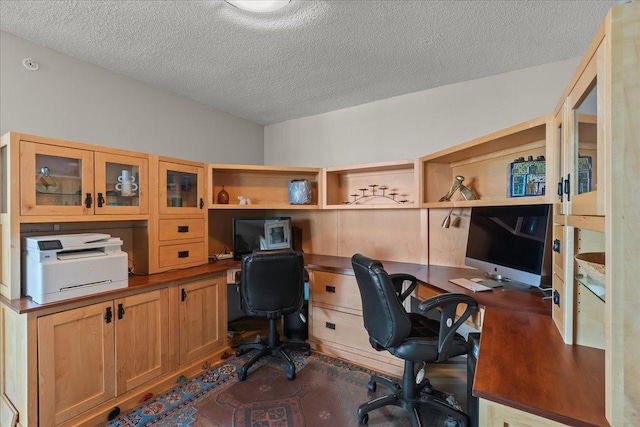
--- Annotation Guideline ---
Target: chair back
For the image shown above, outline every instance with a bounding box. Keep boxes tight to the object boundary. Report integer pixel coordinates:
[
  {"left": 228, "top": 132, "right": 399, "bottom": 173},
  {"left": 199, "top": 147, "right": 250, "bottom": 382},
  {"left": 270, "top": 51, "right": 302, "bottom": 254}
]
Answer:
[
  {"left": 351, "top": 253, "right": 412, "bottom": 349},
  {"left": 241, "top": 249, "right": 305, "bottom": 319}
]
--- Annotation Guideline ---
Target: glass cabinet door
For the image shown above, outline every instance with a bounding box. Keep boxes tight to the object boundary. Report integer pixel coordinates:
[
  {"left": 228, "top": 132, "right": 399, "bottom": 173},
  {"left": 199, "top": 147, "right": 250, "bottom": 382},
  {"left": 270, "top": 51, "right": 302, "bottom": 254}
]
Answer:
[
  {"left": 567, "top": 45, "right": 604, "bottom": 216},
  {"left": 94, "top": 152, "right": 148, "bottom": 215},
  {"left": 158, "top": 161, "right": 204, "bottom": 215},
  {"left": 20, "top": 141, "right": 94, "bottom": 216}
]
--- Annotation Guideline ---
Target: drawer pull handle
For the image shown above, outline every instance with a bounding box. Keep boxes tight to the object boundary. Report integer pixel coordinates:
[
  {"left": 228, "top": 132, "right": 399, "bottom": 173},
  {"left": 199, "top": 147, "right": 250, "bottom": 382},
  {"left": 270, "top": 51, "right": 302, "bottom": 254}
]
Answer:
[
  {"left": 325, "top": 322, "right": 336, "bottom": 330},
  {"left": 178, "top": 250, "right": 190, "bottom": 258},
  {"left": 325, "top": 285, "right": 336, "bottom": 293},
  {"left": 177, "top": 225, "right": 189, "bottom": 233},
  {"left": 553, "top": 239, "right": 561, "bottom": 253}
]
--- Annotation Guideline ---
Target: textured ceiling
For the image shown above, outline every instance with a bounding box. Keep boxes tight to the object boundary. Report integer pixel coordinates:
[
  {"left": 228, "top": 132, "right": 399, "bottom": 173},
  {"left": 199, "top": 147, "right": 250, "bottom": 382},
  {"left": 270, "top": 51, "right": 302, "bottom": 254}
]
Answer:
[{"left": 0, "top": 0, "right": 617, "bottom": 125}]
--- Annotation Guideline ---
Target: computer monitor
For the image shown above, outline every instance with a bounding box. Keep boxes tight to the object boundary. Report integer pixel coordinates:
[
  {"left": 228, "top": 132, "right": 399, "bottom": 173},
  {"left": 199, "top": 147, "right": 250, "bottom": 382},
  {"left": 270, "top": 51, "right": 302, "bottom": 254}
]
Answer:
[
  {"left": 464, "top": 204, "right": 552, "bottom": 288},
  {"left": 232, "top": 217, "right": 292, "bottom": 260}
]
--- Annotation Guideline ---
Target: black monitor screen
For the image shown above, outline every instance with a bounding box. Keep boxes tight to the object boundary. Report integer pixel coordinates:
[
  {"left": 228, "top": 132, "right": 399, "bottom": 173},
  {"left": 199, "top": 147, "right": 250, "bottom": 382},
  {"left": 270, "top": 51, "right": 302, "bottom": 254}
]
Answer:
[
  {"left": 465, "top": 204, "right": 551, "bottom": 286},
  {"left": 232, "top": 217, "right": 292, "bottom": 260}
]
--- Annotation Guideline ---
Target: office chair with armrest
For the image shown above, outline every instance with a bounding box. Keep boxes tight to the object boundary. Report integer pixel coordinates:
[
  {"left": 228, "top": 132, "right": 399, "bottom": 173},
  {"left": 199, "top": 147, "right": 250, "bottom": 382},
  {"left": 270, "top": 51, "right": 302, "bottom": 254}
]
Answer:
[
  {"left": 351, "top": 253, "right": 477, "bottom": 427},
  {"left": 235, "top": 249, "right": 310, "bottom": 381}
]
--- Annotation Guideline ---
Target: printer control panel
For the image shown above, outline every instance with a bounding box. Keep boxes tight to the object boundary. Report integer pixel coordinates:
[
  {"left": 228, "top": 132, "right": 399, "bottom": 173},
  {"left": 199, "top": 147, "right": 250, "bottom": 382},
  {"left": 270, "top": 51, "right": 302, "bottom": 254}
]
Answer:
[{"left": 37, "top": 240, "right": 63, "bottom": 251}]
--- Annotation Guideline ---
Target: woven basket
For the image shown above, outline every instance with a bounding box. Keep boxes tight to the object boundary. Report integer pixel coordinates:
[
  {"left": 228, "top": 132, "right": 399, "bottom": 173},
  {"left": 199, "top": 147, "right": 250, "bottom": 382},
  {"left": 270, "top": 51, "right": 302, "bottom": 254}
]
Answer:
[{"left": 575, "top": 252, "right": 605, "bottom": 286}]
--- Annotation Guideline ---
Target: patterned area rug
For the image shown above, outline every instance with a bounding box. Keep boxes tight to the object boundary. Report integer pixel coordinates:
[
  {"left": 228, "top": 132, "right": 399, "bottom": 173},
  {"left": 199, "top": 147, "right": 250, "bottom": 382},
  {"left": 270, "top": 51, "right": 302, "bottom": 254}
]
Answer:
[{"left": 106, "top": 352, "right": 462, "bottom": 427}]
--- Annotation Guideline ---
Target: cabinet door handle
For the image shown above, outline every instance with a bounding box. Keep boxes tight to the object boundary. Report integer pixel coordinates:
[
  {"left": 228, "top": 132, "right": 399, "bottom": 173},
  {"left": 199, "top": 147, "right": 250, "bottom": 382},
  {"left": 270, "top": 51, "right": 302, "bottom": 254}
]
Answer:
[
  {"left": 181, "top": 288, "right": 187, "bottom": 301},
  {"left": 178, "top": 250, "right": 190, "bottom": 258},
  {"left": 97, "top": 192, "right": 105, "bottom": 208},
  {"left": 564, "top": 173, "right": 571, "bottom": 201},
  {"left": 325, "top": 322, "right": 336, "bottom": 330},
  {"left": 85, "top": 193, "right": 93, "bottom": 208},
  {"left": 117, "top": 303, "right": 125, "bottom": 319},
  {"left": 557, "top": 181, "right": 563, "bottom": 202},
  {"left": 325, "top": 285, "right": 336, "bottom": 293},
  {"left": 199, "top": 198, "right": 204, "bottom": 209},
  {"left": 105, "top": 306, "right": 112, "bottom": 323},
  {"left": 177, "top": 225, "right": 189, "bottom": 233},
  {"left": 553, "top": 239, "right": 561, "bottom": 253}
]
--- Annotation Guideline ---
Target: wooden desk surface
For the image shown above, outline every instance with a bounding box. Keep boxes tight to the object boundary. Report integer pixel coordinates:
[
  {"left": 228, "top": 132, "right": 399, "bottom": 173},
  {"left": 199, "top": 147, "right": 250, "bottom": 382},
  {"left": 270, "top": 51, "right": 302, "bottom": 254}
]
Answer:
[{"left": 475, "top": 306, "right": 607, "bottom": 427}]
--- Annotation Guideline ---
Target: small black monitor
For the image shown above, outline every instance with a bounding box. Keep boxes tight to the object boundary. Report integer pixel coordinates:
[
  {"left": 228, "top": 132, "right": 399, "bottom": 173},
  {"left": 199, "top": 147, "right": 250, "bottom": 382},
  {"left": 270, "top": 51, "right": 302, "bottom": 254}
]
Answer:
[
  {"left": 232, "top": 217, "right": 292, "bottom": 260},
  {"left": 465, "top": 204, "right": 552, "bottom": 288}
]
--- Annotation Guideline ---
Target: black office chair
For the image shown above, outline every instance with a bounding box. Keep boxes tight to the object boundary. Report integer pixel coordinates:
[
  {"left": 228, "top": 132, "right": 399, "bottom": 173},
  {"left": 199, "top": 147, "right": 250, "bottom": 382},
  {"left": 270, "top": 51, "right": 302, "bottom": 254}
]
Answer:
[
  {"left": 235, "top": 249, "right": 310, "bottom": 381},
  {"left": 351, "top": 253, "right": 477, "bottom": 427}
]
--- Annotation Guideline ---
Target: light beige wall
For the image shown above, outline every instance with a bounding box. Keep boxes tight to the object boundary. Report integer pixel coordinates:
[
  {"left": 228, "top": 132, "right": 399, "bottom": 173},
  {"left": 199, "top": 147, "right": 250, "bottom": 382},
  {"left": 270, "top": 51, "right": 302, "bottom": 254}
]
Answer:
[
  {"left": 264, "top": 58, "right": 580, "bottom": 168},
  {"left": 0, "top": 31, "right": 263, "bottom": 164}
]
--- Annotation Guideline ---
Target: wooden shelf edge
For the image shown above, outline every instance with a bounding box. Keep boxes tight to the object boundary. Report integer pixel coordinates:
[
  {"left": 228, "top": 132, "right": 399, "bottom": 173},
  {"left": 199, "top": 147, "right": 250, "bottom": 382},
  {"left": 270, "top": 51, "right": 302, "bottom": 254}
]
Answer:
[
  {"left": 567, "top": 215, "right": 604, "bottom": 232},
  {"left": 422, "top": 197, "right": 548, "bottom": 209},
  {"left": 208, "top": 204, "right": 320, "bottom": 210}
]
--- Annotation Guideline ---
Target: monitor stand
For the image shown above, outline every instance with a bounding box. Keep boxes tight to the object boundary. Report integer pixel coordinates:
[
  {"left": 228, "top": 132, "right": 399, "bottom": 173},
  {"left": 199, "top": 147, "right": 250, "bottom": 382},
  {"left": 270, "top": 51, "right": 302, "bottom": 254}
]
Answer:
[
  {"left": 478, "top": 278, "right": 532, "bottom": 290},
  {"left": 477, "top": 278, "right": 505, "bottom": 289}
]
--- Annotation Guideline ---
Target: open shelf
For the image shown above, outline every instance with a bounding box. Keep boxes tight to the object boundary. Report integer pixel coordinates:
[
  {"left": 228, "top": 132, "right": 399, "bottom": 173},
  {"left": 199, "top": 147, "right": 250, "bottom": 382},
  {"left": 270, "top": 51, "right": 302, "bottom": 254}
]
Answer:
[
  {"left": 323, "top": 159, "right": 420, "bottom": 209},
  {"left": 421, "top": 116, "right": 553, "bottom": 207},
  {"left": 208, "top": 164, "right": 322, "bottom": 209}
]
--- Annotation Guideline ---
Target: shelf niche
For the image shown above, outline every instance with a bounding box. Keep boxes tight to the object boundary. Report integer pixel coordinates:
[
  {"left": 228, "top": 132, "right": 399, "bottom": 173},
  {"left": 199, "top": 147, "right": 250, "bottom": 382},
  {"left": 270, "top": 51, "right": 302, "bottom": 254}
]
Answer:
[{"left": 421, "top": 117, "right": 552, "bottom": 207}]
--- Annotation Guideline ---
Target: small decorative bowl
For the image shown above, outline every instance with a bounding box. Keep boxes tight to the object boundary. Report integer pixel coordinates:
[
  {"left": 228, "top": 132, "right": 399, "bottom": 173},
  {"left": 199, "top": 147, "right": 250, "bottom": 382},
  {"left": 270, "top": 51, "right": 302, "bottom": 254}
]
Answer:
[{"left": 575, "top": 252, "right": 605, "bottom": 286}]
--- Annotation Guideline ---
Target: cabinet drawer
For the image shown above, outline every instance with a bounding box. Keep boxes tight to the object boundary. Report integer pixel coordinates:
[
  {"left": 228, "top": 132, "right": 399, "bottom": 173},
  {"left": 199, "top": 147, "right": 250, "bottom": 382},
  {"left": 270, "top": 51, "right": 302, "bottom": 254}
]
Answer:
[
  {"left": 311, "top": 306, "right": 372, "bottom": 353},
  {"left": 158, "top": 242, "right": 206, "bottom": 268},
  {"left": 311, "top": 271, "right": 361, "bottom": 311},
  {"left": 158, "top": 218, "right": 205, "bottom": 241}
]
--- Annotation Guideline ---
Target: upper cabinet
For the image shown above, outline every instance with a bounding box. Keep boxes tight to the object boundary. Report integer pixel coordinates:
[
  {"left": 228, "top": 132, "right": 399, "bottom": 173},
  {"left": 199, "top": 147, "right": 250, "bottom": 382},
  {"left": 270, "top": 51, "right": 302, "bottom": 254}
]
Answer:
[
  {"left": 17, "top": 134, "right": 149, "bottom": 219},
  {"left": 208, "top": 164, "right": 322, "bottom": 209},
  {"left": 420, "top": 116, "right": 553, "bottom": 208},
  {"left": 323, "top": 160, "right": 419, "bottom": 209},
  {"left": 564, "top": 42, "right": 604, "bottom": 216},
  {"left": 158, "top": 160, "right": 205, "bottom": 215}
]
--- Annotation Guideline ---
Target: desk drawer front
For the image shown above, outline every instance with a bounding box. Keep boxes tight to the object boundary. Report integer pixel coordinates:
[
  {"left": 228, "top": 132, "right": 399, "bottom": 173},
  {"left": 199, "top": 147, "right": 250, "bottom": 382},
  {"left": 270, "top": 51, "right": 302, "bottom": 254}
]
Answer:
[
  {"left": 159, "top": 219, "right": 205, "bottom": 241},
  {"left": 159, "top": 242, "right": 206, "bottom": 268},
  {"left": 311, "top": 271, "right": 361, "bottom": 311},
  {"left": 311, "top": 306, "right": 371, "bottom": 353},
  {"left": 553, "top": 224, "right": 564, "bottom": 275}
]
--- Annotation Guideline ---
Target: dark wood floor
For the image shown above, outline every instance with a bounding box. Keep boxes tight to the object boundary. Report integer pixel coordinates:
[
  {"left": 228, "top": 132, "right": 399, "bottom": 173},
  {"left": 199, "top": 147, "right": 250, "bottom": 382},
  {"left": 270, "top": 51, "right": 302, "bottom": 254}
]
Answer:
[{"left": 227, "top": 316, "right": 470, "bottom": 411}]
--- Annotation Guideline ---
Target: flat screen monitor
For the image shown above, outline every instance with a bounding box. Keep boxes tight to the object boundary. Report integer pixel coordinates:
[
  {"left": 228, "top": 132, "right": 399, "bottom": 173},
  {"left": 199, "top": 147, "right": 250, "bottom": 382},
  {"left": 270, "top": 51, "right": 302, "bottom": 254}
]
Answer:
[
  {"left": 465, "top": 204, "right": 552, "bottom": 288},
  {"left": 232, "top": 217, "right": 292, "bottom": 260}
]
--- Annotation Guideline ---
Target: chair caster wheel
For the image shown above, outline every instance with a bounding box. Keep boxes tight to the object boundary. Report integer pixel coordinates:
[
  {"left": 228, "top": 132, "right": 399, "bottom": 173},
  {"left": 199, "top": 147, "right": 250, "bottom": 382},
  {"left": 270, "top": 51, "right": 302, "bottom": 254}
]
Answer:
[
  {"left": 358, "top": 413, "right": 369, "bottom": 425},
  {"left": 235, "top": 349, "right": 244, "bottom": 357},
  {"left": 367, "top": 381, "right": 377, "bottom": 392},
  {"left": 287, "top": 365, "right": 296, "bottom": 380},
  {"left": 303, "top": 349, "right": 311, "bottom": 356},
  {"left": 238, "top": 368, "right": 247, "bottom": 381}
]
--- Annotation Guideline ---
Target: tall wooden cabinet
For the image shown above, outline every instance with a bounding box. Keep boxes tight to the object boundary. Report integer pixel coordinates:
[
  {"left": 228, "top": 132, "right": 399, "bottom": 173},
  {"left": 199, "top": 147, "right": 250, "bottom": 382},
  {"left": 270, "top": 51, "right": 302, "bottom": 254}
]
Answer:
[
  {"left": 148, "top": 157, "right": 208, "bottom": 273},
  {"left": 548, "top": 3, "right": 639, "bottom": 426}
]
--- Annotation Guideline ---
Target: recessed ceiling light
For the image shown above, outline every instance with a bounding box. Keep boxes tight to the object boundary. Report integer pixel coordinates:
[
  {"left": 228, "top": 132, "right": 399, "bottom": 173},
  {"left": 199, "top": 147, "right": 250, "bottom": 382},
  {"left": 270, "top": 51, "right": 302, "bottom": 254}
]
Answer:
[{"left": 225, "top": 0, "right": 290, "bottom": 13}]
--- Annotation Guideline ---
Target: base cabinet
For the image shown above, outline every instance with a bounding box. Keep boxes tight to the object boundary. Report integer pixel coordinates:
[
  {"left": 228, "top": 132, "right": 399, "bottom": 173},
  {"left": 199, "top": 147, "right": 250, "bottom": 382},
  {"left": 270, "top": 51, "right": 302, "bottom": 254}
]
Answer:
[
  {"left": 37, "top": 289, "right": 169, "bottom": 426},
  {"left": 37, "top": 301, "right": 116, "bottom": 426},
  {"left": 309, "top": 270, "right": 402, "bottom": 375},
  {"left": 479, "top": 399, "right": 570, "bottom": 427},
  {"left": 178, "top": 275, "right": 226, "bottom": 365}
]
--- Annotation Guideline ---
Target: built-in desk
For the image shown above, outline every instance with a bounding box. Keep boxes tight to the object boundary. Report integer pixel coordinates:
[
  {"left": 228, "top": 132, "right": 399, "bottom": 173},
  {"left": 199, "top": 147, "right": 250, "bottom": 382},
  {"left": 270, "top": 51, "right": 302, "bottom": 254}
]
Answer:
[{"left": 1, "top": 254, "right": 599, "bottom": 427}]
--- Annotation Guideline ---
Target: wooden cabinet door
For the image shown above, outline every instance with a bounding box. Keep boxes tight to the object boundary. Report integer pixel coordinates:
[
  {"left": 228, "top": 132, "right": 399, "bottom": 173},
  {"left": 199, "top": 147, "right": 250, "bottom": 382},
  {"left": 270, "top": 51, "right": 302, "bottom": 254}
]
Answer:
[
  {"left": 94, "top": 151, "right": 149, "bottom": 215},
  {"left": 20, "top": 141, "right": 94, "bottom": 216},
  {"left": 178, "top": 275, "right": 226, "bottom": 365},
  {"left": 115, "top": 289, "right": 169, "bottom": 394},
  {"left": 37, "top": 302, "right": 115, "bottom": 427}
]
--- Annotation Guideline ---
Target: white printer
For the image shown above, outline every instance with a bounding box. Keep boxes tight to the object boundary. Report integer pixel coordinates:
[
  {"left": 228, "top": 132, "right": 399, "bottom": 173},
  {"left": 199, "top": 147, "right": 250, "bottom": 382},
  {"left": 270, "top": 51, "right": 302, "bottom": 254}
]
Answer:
[{"left": 24, "top": 233, "right": 129, "bottom": 304}]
